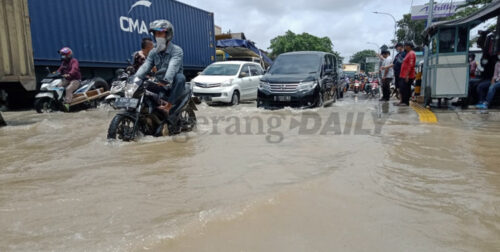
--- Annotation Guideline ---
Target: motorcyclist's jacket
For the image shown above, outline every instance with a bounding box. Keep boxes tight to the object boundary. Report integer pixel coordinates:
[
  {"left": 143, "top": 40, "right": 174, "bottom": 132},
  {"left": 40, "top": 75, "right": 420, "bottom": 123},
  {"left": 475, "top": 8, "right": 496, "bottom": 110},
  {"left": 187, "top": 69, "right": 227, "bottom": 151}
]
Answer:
[
  {"left": 135, "top": 42, "right": 183, "bottom": 84},
  {"left": 57, "top": 58, "right": 81, "bottom": 81}
]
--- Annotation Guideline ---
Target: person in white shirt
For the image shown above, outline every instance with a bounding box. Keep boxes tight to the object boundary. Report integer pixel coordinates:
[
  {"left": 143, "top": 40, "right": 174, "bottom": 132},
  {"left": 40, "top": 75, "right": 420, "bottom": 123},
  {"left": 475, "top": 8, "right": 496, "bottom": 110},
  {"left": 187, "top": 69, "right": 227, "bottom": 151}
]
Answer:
[{"left": 380, "top": 50, "right": 394, "bottom": 101}]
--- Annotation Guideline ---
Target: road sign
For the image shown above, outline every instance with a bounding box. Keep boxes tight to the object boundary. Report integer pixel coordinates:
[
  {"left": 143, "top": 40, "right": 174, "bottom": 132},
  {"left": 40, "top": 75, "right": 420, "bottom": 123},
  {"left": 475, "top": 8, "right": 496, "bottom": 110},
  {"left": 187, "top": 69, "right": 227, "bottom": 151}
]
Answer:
[
  {"left": 411, "top": 2, "right": 465, "bottom": 20},
  {"left": 365, "top": 57, "right": 380, "bottom": 63}
]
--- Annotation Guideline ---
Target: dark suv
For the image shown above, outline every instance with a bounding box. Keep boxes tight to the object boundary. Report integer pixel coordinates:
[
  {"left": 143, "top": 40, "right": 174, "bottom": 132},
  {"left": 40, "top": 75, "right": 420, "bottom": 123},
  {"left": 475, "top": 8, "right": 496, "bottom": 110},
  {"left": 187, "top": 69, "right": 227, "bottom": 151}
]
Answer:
[{"left": 257, "top": 51, "right": 340, "bottom": 109}]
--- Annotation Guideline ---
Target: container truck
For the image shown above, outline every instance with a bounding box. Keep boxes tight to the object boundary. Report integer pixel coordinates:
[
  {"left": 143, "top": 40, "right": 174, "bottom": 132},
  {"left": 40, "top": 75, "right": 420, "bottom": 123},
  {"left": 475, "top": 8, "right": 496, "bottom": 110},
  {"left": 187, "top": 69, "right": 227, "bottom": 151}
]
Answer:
[
  {"left": 0, "top": 0, "right": 215, "bottom": 109},
  {"left": 342, "top": 63, "right": 361, "bottom": 78}
]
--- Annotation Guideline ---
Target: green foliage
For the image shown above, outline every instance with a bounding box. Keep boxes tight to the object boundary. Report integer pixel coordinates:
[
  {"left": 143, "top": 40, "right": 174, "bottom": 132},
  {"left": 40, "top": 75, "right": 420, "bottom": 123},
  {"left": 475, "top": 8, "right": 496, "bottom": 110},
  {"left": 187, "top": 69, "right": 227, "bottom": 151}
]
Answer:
[
  {"left": 269, "top": 30, "right": 344, "bottom": 63},
  {"left": 448, "top": 0, "right": 493, "bottom": 20},
  {"left": 349, "top": 50, "right": 377, "bottom": 72},
  {"left": 395, "top": 13, "right": 426, "bottom": 48}
]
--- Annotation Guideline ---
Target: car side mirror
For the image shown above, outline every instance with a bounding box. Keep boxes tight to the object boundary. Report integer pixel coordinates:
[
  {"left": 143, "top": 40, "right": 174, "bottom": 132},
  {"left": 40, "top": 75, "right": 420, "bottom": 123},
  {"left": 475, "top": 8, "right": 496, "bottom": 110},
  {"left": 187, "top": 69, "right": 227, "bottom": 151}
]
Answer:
[
  {"left": 197, "top": 72, "right": 202, "bottom": 76},
  {"left": 240, "top": 72, "right": 248, "bottom": 78}
]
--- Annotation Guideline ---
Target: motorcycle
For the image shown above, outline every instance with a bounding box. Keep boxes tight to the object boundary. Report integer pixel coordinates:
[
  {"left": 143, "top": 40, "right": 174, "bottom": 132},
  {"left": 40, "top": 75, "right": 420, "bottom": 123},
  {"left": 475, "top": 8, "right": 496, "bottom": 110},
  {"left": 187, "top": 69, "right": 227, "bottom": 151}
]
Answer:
[
  {"left": 105, "top": 66, "right": 136, "bottom": 108},
  {"left": 353, "top": 80, "right": 360, "bottom": 94},
  {"left": 107, "top": 72, "right": 197, "bottom": 142},
  {"left": 365, "top": 79, "right": 380, "bottom": 98},
  {"left": 34, "top": 71, "right": 109, "bottom": 113}
]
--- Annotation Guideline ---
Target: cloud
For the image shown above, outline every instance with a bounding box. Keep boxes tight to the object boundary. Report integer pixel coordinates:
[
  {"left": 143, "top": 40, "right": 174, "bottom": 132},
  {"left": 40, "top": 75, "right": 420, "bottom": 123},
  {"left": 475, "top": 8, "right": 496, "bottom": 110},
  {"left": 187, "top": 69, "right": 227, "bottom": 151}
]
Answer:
[{"left": 180, "top": 0, "right": 416, "bottom": 61}]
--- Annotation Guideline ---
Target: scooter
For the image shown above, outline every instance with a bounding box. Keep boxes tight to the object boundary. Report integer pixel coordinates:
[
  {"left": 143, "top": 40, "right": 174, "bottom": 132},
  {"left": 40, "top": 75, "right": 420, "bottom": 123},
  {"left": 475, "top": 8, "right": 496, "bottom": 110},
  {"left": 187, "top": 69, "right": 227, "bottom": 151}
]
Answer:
[
  {"left": 107, "top": 72, "right": 197, "bottom": 142},
  {"left": 105, "top": 66, "right": 135, "bottom": 109},
  {"left": 34, "top": 71, "right": 109, "bottom": 113},
  {"left": 365, "top": 79, "right": 380, "bottom": 98},
  {"left": 353, "top": 80, "right": 361, "bottom": 94}
]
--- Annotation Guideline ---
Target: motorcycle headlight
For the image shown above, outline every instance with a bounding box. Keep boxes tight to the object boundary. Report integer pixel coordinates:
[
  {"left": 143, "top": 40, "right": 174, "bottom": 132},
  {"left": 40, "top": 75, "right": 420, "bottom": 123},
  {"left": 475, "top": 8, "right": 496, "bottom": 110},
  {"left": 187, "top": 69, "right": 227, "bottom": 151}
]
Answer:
[
  {"left": 297, "top": 81, "right": 317, "bottom": 91},
  {"left": 259, "top": 81, "right": 271, "bottom": 91}
]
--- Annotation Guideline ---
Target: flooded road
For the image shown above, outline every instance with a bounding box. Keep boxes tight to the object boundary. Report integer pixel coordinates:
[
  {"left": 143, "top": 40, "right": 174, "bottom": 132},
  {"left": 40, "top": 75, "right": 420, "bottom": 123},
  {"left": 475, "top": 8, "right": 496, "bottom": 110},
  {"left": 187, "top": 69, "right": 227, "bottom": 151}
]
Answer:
[{"left": 1, "top": 95, "right": 499, "bottom": 251}]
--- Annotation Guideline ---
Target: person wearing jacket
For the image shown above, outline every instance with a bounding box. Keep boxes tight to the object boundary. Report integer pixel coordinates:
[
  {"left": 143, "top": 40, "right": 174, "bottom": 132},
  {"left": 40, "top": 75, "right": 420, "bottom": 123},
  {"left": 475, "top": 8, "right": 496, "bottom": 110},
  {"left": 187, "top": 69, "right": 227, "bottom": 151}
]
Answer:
[
  {"left": 135, "top": 19, "right": 185, "bottom": 114},
  {"left": 56, "top": 47, "right": 81, "bottom": 105}
]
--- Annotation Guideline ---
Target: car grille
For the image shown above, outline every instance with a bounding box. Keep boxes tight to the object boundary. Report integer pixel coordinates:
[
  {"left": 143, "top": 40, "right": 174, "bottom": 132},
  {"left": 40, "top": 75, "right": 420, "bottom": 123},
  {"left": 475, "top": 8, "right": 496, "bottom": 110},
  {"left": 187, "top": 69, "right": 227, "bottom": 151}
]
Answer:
[
  {"left": 194, "top": 92, "right": 222, "bottom": 98},
  {"left": 269, "top": 83, "right": 299, "bottom": 93},
  {"left": 195, "top": 82, "right": 221, "bottom": 88}
]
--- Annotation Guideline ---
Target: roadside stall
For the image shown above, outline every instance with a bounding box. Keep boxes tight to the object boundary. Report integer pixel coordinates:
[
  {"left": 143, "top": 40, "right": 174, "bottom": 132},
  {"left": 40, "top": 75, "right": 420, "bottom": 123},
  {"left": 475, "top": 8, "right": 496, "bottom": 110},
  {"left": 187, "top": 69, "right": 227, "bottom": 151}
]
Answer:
[{"left": 423, "top": 1, "right": 500, "bottom": 105}]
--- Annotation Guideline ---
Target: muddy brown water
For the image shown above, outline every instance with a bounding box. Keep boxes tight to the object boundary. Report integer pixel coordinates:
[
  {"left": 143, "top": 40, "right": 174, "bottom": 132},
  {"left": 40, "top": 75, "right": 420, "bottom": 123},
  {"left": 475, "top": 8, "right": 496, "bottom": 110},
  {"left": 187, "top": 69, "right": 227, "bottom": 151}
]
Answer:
[{"left": 0, "top": 96, "right": 499, "bottom": 251}]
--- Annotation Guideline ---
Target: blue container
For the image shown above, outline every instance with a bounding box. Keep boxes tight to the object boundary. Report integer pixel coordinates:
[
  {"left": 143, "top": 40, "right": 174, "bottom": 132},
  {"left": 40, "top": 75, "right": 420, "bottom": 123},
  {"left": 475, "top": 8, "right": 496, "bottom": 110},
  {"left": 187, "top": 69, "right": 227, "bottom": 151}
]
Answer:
[{"left": 28, "top": 0, "right": 216, "bottom": 70}]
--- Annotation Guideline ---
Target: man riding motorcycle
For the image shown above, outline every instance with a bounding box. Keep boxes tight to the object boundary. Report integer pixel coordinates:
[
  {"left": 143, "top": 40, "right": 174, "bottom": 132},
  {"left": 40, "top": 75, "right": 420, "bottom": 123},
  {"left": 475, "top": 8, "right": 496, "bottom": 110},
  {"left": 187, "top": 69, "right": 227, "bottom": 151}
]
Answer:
[
  {"left": 56, "top": 47, "right": 81, "bottom": 106},
  {"left": 134, "top": 19, "right": 185, "bottom": 114}
]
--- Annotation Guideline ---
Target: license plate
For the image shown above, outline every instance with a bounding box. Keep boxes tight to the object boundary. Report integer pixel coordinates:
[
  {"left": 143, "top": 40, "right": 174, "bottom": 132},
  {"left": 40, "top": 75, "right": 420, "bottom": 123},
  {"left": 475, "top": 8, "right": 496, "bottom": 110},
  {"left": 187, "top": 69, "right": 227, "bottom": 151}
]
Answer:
[
  {"left": 274, "top": 96, "right": 291, "bottom": 102},
  {"left": 200, "top": 96, "right": 212, "bottom": 101},
  {"left": 115, "top": 98, "right": 139, "bottom": 108}
]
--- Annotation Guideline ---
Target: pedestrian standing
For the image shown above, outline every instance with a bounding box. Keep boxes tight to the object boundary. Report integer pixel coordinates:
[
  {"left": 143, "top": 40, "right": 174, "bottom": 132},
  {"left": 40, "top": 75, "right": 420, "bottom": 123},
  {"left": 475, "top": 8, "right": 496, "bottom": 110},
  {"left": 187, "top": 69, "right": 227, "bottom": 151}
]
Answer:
[
  {"left": 392, "top": 43, "right": 406, "bottom": 100},
  {"left": 397, "top": 41, "right": 416, "bottom": 106},
  {"left": 380, "top": 50, "right": 394, "bottom": 101}
]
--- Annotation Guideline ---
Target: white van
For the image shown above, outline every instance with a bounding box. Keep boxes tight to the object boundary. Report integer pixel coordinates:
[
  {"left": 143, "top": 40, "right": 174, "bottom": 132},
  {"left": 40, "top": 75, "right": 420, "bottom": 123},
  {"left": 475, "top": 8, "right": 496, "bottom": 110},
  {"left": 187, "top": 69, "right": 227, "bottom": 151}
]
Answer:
[{"left": 192, "top": 61, "right": 264, "bottom": 105}]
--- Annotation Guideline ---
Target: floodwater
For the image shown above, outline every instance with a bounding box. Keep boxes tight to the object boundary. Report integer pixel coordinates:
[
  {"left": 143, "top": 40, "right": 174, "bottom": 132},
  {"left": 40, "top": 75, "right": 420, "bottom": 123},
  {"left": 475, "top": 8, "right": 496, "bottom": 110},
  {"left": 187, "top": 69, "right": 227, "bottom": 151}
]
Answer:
[{"left": 1, "top": 95, "right": 499, "bottom": 251}]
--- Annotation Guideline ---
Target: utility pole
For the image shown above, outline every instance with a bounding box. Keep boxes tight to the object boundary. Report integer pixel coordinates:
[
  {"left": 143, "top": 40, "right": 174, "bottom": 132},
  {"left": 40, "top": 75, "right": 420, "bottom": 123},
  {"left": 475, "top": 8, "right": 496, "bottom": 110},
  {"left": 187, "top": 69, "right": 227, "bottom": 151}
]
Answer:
[{"left": 422, "top": 0, "right": 435, "bottom": 106}]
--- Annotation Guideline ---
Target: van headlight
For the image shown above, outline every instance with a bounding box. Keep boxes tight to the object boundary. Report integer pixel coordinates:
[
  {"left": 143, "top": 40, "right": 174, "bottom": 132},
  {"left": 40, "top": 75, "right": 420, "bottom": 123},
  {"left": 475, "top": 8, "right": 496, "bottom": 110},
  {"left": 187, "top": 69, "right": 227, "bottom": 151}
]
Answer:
[
  {"left": 297, "top": 81, "right": 317, "bottom": 91},
  {"left": 259, "top": 81, "right": 271, "bottom": 91},
  {"left": 221, "top": 79, "right": 233, "bottom": 87}
]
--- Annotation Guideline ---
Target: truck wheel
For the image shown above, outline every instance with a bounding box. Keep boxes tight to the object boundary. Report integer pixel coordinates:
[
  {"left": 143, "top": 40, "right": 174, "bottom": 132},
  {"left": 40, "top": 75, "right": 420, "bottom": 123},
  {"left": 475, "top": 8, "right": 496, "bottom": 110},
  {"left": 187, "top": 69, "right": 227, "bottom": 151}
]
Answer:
[{"left": 34, "top": 98, "right": 57, "bottom": 113}]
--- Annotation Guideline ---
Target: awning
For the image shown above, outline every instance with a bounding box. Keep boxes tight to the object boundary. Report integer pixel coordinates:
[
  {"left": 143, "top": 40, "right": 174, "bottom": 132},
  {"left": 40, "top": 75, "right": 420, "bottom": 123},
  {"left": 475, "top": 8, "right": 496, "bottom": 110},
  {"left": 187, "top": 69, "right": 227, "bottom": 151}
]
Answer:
[
  {"left": 424, "top": 1, "right": 500, "bottom": 37},
  {"left": 216, "top": 39, "right": 273, "bottom": 66}
]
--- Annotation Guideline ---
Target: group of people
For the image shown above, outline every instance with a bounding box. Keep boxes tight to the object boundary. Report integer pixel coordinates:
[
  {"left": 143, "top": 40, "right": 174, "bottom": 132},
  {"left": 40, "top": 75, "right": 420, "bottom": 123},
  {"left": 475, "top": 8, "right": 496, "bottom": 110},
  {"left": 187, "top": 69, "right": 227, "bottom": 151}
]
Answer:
[
  {"left": 54, "top": 19, "right": 185, "bottom": 114},
  {"left": 378, "top": 42, "right": 416, "bottom": 106},
  {"left": 473, "top": 50, "right": 500, "bottom": 110}
]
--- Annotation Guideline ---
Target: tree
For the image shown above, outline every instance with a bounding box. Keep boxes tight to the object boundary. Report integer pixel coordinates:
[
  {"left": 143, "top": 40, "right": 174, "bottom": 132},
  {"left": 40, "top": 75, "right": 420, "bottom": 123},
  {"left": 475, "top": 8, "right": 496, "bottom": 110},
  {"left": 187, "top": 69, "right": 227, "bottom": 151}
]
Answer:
[
  {"left": 268, "top": 30, "right": 344, "bottom": 63},
  {"left": 394, "top": 13, "right": 426, "bottom": 49},
  {"left": 448, "top": 0, "right": 494, "bottom": 20},
  {"left": 349, "top": 50, "right": 377, "bottom": 73}
]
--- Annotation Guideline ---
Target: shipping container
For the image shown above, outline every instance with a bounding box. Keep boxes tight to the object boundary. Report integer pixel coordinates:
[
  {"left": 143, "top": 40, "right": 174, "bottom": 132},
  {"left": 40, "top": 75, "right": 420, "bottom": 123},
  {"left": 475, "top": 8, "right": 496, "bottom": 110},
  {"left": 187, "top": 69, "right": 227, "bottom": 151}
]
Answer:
[
  {"left": 28, "top": 0, "right": 215, "bottom": 70},
  {"left": 0, "top": 0, "right": 36, "bottom": 92},
  {"left": 0, "top": 0, "right": 215, "bottom": 108}
]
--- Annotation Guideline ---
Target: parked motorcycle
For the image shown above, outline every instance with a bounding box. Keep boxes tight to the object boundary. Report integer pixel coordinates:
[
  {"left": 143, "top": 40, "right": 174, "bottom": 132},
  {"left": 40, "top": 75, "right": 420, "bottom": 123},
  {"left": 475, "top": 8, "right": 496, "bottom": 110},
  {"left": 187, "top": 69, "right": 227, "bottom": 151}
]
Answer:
[
  {"left": 34, "top": 72, "right": 109, "bottom": 113},
  {"left": 107, "top": 73, "right": 197, "bottom": 142}
]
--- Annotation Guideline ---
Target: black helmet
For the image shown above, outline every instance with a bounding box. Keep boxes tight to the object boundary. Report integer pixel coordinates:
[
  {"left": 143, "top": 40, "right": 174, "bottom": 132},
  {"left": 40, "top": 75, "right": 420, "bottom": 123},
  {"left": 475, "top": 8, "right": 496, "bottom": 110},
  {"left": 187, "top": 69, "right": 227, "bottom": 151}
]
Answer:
[{"left": 149, "top": 19, "right": 174, "bottom": 42}]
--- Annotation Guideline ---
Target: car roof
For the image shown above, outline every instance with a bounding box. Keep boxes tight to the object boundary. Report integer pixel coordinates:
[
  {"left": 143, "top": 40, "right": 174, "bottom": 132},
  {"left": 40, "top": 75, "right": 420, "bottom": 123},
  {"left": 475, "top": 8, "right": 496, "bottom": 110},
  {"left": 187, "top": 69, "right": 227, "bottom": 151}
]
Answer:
[
  {"left": 211, "top": 61, "right": 261, "bottom": 66},
  {"left": 280, "top": 51, "right": 333, "bottom": 57}
]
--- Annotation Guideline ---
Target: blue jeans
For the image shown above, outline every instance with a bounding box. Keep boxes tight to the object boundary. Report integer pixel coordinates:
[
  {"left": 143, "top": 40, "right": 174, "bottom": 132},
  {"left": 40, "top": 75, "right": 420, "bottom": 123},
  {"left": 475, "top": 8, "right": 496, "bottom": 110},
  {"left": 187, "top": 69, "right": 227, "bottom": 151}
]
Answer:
[
  {"left": 167, "top": 73, "right": 186, "bottom": 104},
  {"left": 486, "top": 82, "right": 500, "bottom": 105},
  {"left": 476, "top": 80, "right": 492, "bottom": 103}
]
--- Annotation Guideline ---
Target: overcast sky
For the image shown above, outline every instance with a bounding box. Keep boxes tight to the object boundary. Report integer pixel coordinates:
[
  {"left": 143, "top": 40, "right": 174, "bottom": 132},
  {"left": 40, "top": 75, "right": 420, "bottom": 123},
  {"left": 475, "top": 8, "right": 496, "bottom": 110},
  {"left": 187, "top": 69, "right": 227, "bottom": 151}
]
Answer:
[{"left": 179, "top": 0, "right": 436, "bottom": 61}]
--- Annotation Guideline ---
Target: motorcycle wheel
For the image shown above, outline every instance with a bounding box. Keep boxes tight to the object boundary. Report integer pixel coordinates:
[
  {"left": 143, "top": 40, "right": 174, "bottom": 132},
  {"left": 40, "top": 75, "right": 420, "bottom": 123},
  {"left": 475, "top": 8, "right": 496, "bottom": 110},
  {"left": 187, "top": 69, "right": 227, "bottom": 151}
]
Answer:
[
  {"left": 34, "top": 98, "right": 58, "bottom": 113},
  {"left": 107, "top": 114, "right": 137, "bottom": 141},
  {"left": 181, "top": 108, "right": 197, "bottom": 132}
]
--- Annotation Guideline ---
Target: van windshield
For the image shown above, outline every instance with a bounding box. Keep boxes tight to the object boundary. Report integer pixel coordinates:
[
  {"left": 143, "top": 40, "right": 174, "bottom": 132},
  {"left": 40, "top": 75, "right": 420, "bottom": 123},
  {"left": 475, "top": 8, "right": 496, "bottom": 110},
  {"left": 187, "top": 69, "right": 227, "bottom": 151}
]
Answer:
[
  {"left": 269, "top": 54, "right": 321, "bottom": 75},
  {"left": 202, "top": 64, "right": 241, "bottom": 76}
]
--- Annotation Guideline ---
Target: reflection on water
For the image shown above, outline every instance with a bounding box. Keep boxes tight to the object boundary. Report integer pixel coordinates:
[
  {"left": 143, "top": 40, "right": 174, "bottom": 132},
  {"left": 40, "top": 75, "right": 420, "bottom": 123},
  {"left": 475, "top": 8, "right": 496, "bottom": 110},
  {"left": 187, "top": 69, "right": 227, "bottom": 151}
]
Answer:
[{"left": 0, "top": 99, "right": 499, "bottom": 251}]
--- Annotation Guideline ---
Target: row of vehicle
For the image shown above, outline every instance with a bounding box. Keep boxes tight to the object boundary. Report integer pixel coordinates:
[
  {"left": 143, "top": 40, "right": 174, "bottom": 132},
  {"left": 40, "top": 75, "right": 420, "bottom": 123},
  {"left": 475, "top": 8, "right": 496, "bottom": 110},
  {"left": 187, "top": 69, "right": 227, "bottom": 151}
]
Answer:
[{"left": 191, "top": 51, "right": 343, "bottom": 109}]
